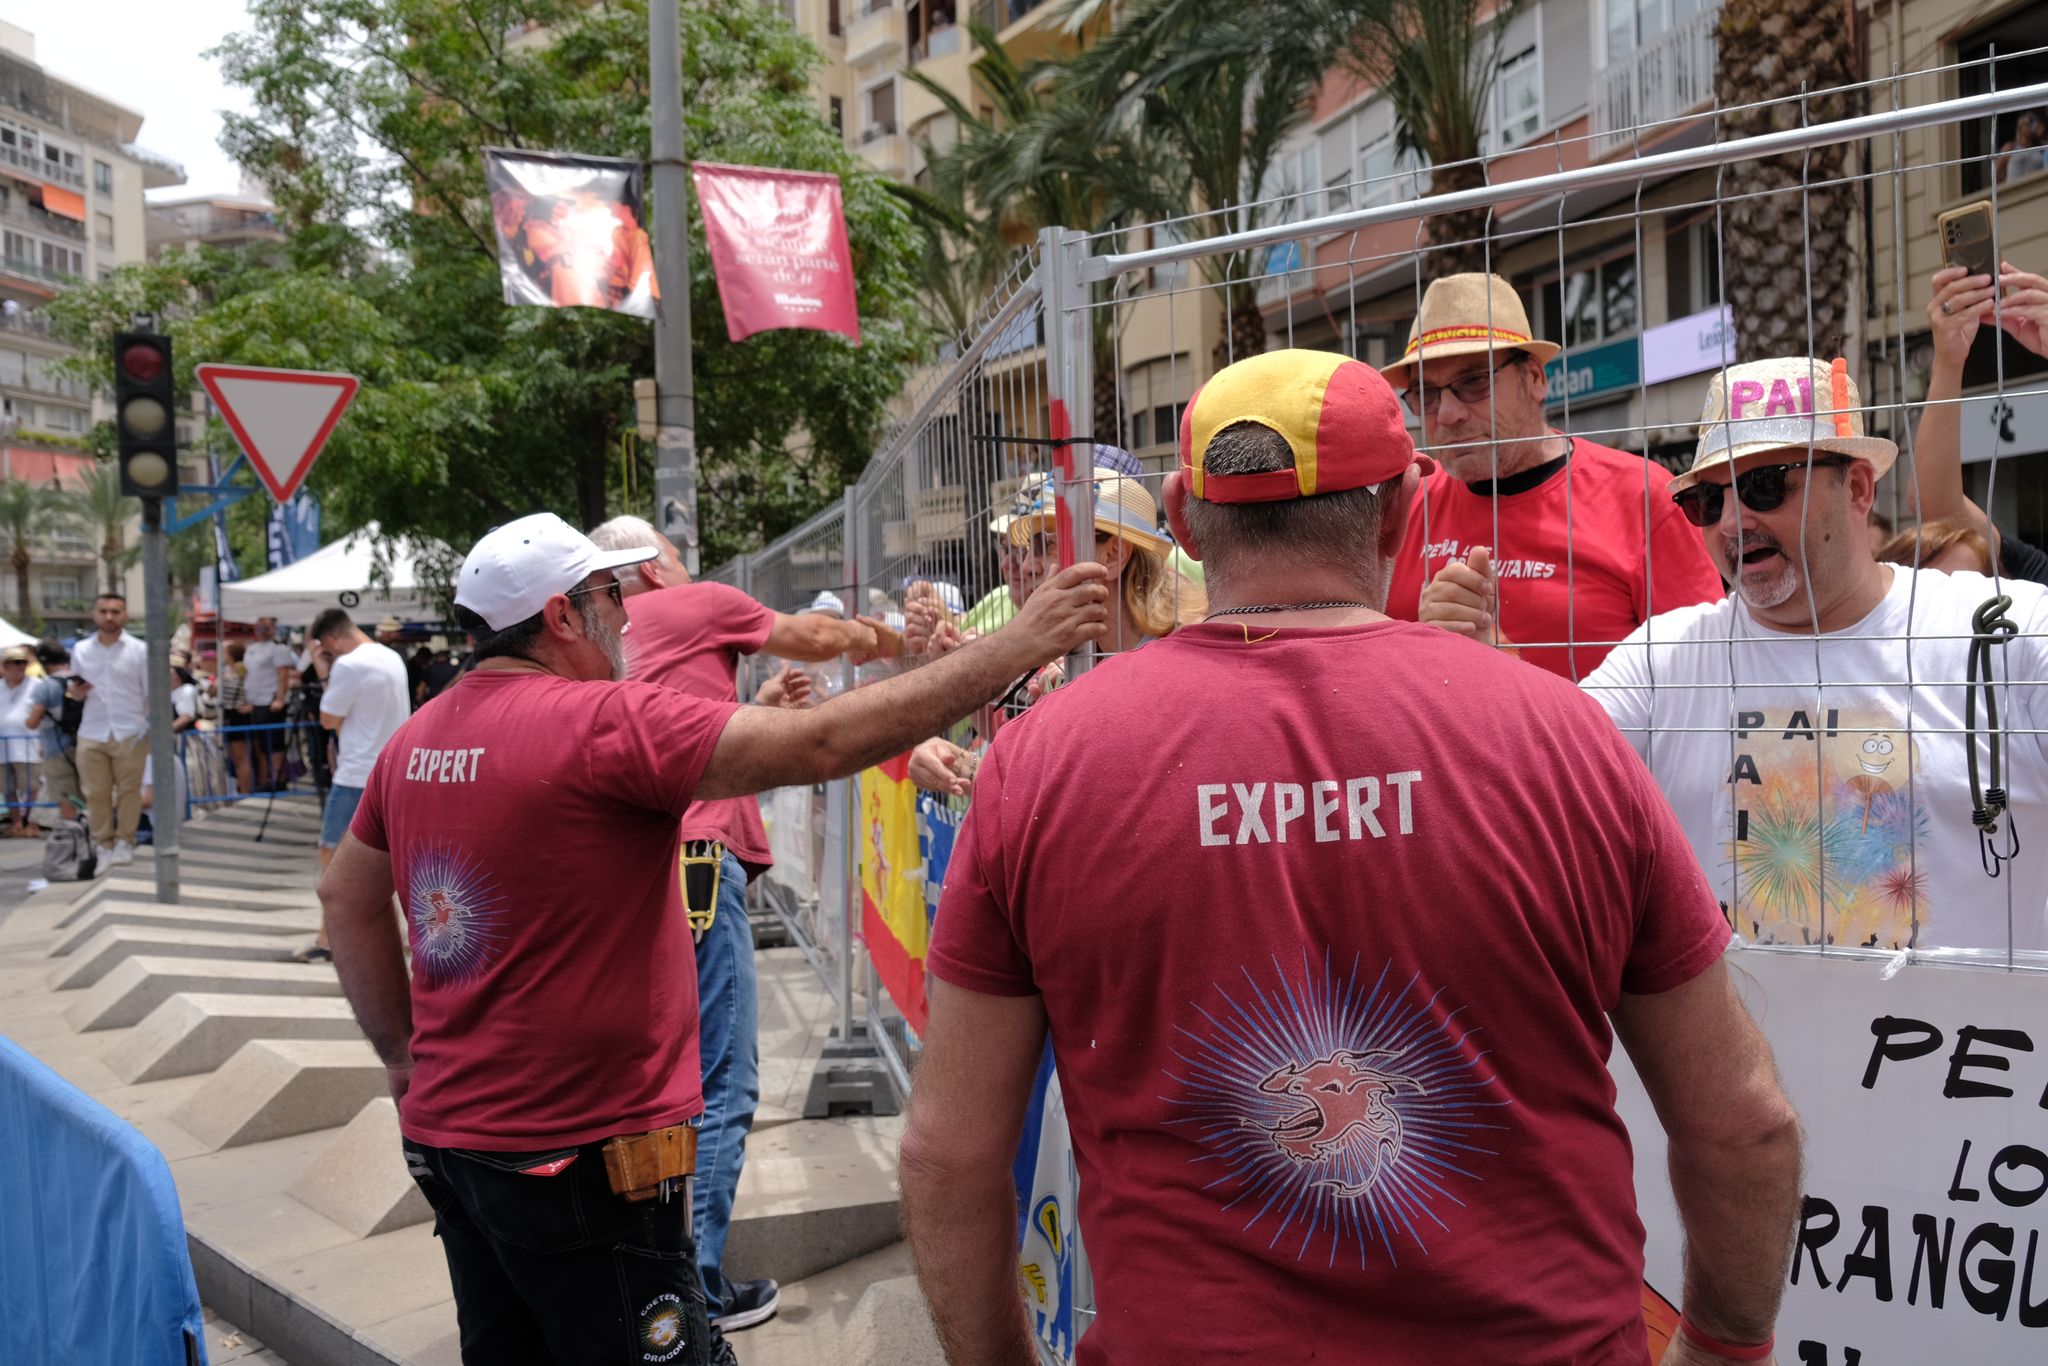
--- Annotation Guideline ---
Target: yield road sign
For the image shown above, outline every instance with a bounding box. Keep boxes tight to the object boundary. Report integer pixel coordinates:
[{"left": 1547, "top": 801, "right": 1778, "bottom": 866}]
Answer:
[{"left": 195, "top": 363, "right": 361, "bottom": 503}]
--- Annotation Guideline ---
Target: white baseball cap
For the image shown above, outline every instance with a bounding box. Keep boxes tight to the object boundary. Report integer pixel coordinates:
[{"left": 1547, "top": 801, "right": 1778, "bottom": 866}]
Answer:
[
  {"left": 455, "top": 513, "right": 657, "bottom": 631},
  {"left": 803, "top": 590, "right": 845, "bottom": 617}
]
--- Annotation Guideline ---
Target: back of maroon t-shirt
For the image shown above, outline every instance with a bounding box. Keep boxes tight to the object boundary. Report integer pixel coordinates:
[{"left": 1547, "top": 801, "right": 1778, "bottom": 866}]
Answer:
[
  {"left": 929, "top": 621, "right": 1728, "bottom": 1364},
  {"left": 625, "top": 582, "right": 776, "bottom": 874},
  {"left": 352, "top": 669, "right": 738, "bottom": 1150}
]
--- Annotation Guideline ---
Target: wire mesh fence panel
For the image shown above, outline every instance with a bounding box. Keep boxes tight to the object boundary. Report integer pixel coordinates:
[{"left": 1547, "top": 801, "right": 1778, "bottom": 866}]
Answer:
[
  {"left": 734, "top": 501, "right": 855, "bottom": 1005},
  {"left": 1043, "top": 65, "right": 2048, "bottom": 974}
]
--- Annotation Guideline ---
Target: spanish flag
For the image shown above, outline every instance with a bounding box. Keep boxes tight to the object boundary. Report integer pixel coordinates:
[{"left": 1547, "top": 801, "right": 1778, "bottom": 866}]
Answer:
[{"left": 860, "top": 754, "right": 929, "bottom": 1031}]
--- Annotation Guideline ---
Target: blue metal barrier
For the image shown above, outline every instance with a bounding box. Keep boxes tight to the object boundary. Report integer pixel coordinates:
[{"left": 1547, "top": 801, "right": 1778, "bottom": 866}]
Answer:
[
  {"left": 178, "top": 721, "right": 329, "bottom": 821},
  {"left": 0, "top": 1037, "right": 207, "bottom": 1365},
  {"left": 0, "top": 730, "right": 58, "bottom": 813}
]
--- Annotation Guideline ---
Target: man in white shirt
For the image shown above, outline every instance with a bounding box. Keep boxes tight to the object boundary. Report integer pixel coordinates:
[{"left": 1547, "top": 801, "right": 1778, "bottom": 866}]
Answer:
[
  {"left": 1580, "top": 355, "right": 2048, "bottom": 955},
  {"left": 242, "top": 617, "right": 298, "bottom": 791},
  {"left": 299, "top": 608, "right": 412, "bottom": 961},
  {"left": 70, "top": 593, "right": 150, "bottom": 867}
]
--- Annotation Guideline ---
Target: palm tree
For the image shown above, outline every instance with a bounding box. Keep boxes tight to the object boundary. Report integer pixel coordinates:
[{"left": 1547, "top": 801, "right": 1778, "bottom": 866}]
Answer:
[
  {"left": 1712, "top": 0, "right": 1858, "bottom": 358},
  {"left": 1060, "top": 2, "right": 1331, "bottom": 369},
  {"left": 1336, "top": 0, "right": 1523, "bottom": 276},
  {"left": 907, "top": 20, "right": 1179, "bottom": 438},
  {"left": 72, "top": 460, "right": 137, "bottom": 595},
  {"left": 0, "top": 478, "right": 79, "bottom": 632}
]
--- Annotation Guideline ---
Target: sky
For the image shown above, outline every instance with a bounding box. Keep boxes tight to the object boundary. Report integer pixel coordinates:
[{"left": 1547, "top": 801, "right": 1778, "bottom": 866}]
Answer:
[{"left": 21, "top": 1, "right": 257, "bottom": 201}]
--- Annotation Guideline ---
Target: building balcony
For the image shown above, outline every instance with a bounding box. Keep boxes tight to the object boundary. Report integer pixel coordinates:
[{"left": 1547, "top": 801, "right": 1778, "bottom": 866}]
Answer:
[
  {"left": 1591, "top": 8, "right": 1718, "bottom": 157},
  {"left": 0, "top": 141, "right": 83, "bottom": 191},
  {"left": 846, "top": 2, "right": 907, "bottom": 68},
  {"left": 0, "top": 194, "right": 83, "bottom": 243},
  {"left": 0, "top": 254, "right": 65, "bottom": 290},
  {"left": 857, "top": 128, "right": 908, "bottom": 178}
]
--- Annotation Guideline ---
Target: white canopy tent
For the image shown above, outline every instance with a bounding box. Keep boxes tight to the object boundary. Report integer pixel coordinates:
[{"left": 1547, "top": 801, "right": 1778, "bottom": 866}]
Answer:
[
  {"left": 0, "top": 616, "right": 36, "bottom": 649},
  {"left": 220, "top": 524, "right": 448, "bottom": 628}
]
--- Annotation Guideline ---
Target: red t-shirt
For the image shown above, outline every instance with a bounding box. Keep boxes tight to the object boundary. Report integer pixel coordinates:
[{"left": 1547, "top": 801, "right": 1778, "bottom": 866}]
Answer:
[
  {"left": 1384, "top": 438, "right": 1725, "bottom": 681},
  {"left": 929, "top": 622, "right": 1729, "bottom": 1365},
  {"left": 351, "top": 668, "right": 740, "bottom": 1150},
  {"left": 625, "top": 582, "right": 776, "bottom": 876}
]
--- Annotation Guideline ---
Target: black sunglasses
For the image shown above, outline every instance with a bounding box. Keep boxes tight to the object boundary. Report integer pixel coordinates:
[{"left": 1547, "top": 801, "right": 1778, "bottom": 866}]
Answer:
[
  {"left": 565, "top": 577, "right": 624, "bottom": 608},
  {"left": 1672, "top": 457, "right": 1851, "bottom": 528},
  {"left": 1401, "top": 355, "right": 1524, "bottom": 416}
]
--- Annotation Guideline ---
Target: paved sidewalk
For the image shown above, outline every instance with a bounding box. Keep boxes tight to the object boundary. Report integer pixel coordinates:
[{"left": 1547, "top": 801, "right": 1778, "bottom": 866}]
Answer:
[{"left": 203, "top": 1304, "right": 289, "bottom": 1364}]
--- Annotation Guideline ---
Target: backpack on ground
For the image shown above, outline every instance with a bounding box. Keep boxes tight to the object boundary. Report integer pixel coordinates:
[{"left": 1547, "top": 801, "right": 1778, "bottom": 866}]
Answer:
[{"left": 42, "top": 818, "right": 97, "bottom": 882}]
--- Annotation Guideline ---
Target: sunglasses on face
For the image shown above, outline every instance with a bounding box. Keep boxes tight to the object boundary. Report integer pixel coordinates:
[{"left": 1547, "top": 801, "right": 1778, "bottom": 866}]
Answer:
[
  {"left": 565, "top": 577, "right": 624, "bottom": 608},
  {"left": 1672, "top": 457, "right": 1851, "bottom": 528},
  {"left": 1401, "top": 356, "right": 1523, "bottom": 416}
]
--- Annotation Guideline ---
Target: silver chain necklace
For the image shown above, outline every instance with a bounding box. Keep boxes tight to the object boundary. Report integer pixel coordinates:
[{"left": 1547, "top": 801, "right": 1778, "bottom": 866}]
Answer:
[{"left": 1207, "top": 600, "right": 1373, "bottom": 618}]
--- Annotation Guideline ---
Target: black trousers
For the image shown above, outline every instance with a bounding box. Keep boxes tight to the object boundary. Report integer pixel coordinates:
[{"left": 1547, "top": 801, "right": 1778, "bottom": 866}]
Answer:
[{"left": 404, "top": 1139, "right": 726, "bottom": 1366}]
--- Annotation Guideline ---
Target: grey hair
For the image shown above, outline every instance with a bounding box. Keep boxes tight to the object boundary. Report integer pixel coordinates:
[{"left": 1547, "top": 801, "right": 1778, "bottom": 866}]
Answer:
[
  {"left": 1181, "top": 422, "right": 1402, "bottom": 605},
  {"left": 587, "top": 515, "right": 665, "bottom": 555}
]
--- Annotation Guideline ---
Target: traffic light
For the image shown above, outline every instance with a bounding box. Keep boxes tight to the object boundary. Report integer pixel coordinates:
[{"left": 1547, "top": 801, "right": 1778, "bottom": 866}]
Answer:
[{"left": 112, "top": 331, "right": 179, "bottom": 499}]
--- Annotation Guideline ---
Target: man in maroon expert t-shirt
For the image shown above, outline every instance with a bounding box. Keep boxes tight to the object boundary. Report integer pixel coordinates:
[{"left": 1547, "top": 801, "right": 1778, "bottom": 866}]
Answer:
[
  {"left": 1378, "top": 272, "right": 1726, "bottom": 680},
  {"left": 588, "top": 513, "right": 892, "bottom": 1332},
  {"left": 318, "top": 512, "right": 1111, "bottom": 1366},
  {"left": 900, "top": 351, "right": 1803, "bottom": 1366}
]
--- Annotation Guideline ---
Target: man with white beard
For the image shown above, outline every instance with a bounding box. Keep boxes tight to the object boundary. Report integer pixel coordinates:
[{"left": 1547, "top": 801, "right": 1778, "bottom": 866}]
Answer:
[{"left": 1578, "top": 356, "right": 2048, "bottom": 955}]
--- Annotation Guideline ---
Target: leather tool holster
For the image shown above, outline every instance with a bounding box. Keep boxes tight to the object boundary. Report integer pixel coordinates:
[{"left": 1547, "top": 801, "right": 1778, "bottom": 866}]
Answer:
[{"left": 600, "top": 1123, "right": 698, "bottom": 1203}]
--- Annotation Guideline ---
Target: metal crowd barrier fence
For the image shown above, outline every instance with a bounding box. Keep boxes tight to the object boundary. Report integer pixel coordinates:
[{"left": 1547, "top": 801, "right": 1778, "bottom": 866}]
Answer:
[
  {"left": 0, "top": 731, "right": 59, "bottom": 815},
  {"left": 708, "top": 66, "right": 2048, "bottom": 1362},
  {"left": 177, "top": 720, "right": 330, "bottom": 821}
]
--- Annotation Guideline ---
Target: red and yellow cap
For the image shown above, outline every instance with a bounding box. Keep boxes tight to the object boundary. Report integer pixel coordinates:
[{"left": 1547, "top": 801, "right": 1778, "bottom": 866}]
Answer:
[{"left": 1179, "top": 349, "right": 1430, "bottom": 504}]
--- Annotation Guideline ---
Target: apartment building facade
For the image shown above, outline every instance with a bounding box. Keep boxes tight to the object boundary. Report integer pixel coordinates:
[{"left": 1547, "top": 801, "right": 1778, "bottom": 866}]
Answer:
[
  {"left": 0, "top": 21, "right": 182, "bottom": 634},
  {"left": 790, "top": 0, "right": 2048, "bottom": 542}
]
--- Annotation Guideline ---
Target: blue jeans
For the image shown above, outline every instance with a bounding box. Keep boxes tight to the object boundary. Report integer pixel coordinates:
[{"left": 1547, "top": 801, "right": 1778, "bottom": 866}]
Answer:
[{"left": 693, "top": 853, "right": 759, "bottom": 1311}]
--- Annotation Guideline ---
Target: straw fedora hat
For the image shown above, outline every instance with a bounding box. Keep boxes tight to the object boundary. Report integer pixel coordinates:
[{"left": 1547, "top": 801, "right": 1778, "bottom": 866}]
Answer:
[
  {"left": 1670, "top": 356, "right": 1897, "bottom": 493},
  {"left": 1378, "top": 273, "right": 1562, "bottom": 386},
  {"left": 1007, "top": 468, "right": 1170, "bottom": 557}
]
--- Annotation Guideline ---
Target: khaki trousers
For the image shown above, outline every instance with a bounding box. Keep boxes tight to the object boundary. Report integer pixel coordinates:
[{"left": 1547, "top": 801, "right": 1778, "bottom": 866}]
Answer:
[{"left": 77, "top": 735, "right": 148, "bottom": 848}]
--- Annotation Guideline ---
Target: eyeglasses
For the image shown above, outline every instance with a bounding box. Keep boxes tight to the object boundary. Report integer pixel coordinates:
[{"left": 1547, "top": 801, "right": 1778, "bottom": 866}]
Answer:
[
  {"left": 1401, "top": 356, "right": 1524, "bottom": 416},
  {"left": 1671, "top": 457, "right": 1852, "bottom": 528},
  {"left": 1021, "top": 530, "right": 1114, "bottom": 560},
  {"left": 565, "top": 577, "right": 623, "bottom": 608}
]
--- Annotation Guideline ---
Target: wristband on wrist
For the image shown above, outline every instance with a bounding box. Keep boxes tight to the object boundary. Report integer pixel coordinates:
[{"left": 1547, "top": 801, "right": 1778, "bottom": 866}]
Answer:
[{"left": 1678, "top": 1317, "right": 1773, "bottom": 1361}]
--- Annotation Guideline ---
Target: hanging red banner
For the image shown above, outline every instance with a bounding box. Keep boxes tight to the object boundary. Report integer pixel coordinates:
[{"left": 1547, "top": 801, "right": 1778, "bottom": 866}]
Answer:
[{"left": 691, "top": 161, "right": 861, "bottom": 345}]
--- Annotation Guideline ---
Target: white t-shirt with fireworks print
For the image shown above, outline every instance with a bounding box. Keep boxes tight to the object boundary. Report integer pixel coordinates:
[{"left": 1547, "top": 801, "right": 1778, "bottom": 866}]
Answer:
[{"left": 1583, "top": 565, "right": 2048, "bottom": 954}]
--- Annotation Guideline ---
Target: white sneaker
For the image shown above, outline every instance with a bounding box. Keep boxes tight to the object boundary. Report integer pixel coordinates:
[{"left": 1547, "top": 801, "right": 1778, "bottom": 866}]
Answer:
[{"left": 105, "top": 842, "right": 134, "bottom": 867}]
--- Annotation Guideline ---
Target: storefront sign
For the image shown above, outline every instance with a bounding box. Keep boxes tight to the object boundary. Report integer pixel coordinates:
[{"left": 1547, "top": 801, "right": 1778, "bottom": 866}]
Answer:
[
  {"left": 1957, "top": 384, "right": 2048, "bottom": 464},
  {"left": 1544, "top": 337, "right": 1641, "bottom": 408},
  {"left": 1641, "top": 304, "right": 1735, "bottom": 386}
]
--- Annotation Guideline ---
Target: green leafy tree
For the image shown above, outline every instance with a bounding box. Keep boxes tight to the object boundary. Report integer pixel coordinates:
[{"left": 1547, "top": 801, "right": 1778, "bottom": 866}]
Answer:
[
  {"left": 54, "top": 0, "right": 929, "bottom": 570},
  {"left": 0, "top": 478, "right": 78, "bottom": 633}
]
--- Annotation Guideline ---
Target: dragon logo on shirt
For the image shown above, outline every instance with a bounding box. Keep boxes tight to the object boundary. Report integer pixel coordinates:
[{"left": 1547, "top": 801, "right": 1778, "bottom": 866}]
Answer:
[
  {"left": 1245, "top": 1048, "right": 1427, "bottom": 1196},
  {"left": 1166, "top": 952, "right": 1505, "bottom": 1266},
  {"left": 406, "top": 840, "right": 505, "bottom": 982}
]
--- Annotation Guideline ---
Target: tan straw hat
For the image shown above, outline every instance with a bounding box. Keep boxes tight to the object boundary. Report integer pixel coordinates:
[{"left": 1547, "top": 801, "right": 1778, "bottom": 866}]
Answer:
[
  {"left": 1007, "top": 468, "right": 1170, "bottom": 556},
  {"left": 1379, "top": 273, "right": 1562, "bottom": 386},
  {"left": 1670, "top": 356, "right": 1897, "bottom": 493}
]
